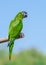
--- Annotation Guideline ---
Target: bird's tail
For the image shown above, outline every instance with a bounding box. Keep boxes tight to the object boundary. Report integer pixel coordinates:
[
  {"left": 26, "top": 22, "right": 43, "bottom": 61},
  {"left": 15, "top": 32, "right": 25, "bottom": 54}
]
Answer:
[{"left": 9, "top": 40, "right": 14, "bottom": 60}]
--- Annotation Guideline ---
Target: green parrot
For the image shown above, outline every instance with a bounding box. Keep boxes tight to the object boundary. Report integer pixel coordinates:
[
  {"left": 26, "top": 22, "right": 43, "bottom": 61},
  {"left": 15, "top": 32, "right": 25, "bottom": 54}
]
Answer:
[{"left": 8, "top": 11, "right": 27, "bottom": 60}]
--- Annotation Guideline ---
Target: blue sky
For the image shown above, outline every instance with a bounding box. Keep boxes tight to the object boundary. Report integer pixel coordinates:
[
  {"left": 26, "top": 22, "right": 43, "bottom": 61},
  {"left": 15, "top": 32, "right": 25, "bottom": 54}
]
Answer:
[{"left": 0, "top": 0, "right": 46, "bottom": 53}]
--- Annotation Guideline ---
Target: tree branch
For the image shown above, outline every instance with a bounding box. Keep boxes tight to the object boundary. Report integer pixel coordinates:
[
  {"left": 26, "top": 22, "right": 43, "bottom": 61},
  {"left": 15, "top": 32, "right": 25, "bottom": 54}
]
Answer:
[{"left": 0, "top": 33, "right": 24, "bottom": 43}]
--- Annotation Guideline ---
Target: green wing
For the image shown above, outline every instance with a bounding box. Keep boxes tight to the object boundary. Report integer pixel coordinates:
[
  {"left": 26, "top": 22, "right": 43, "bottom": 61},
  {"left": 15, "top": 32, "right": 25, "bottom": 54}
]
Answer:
[{"left": 8, "top": 19, "right": 23, "bottom": 40}]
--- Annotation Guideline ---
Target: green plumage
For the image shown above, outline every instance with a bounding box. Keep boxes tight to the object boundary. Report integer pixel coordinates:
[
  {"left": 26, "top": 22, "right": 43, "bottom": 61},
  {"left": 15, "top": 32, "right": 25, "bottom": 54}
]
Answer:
[{"left": 8, "top": 11, "right": 27, "bottom": 60}]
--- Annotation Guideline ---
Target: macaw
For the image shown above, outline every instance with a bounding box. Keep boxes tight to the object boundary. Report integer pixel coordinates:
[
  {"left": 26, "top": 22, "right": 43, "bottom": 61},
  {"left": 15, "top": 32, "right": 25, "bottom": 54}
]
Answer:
[{"left": 8, "top": 11, "right": 27, "bottom": 60}]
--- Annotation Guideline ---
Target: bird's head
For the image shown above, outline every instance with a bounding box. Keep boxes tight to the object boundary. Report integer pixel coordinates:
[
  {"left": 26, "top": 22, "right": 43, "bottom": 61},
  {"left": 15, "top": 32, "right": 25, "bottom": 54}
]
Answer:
[
  {"left": 21, "top": 11, "right": 27, "bottom": 18},
  {"left": 16, "top": 11, "right": 28, "bottom": 20}
]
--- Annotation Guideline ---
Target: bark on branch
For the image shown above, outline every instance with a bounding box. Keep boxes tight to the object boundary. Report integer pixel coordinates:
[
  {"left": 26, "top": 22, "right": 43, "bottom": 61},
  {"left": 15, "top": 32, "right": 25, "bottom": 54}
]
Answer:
[{"left": 0, "top": 33, "right": 24, "bottom": 43}]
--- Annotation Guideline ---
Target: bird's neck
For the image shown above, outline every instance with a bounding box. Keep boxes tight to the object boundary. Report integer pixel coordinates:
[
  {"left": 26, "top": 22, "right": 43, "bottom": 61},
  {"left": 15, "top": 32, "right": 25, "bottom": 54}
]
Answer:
[{"left": 16, "top": 17, "right": 23, "bottom": 21}]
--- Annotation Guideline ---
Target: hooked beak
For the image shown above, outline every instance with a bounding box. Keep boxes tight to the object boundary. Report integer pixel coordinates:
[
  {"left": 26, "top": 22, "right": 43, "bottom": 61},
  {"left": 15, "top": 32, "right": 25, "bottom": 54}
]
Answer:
[
  {"left": 22, "top": 11, "right": 28, "bottom": 18},
  {"left": 24, "top": 13, "right": 27, "bottom": 18}
]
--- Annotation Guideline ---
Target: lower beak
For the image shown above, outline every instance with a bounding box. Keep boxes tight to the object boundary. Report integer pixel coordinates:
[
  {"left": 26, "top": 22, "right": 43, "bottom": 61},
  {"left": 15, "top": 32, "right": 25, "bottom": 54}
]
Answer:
[{"left": 24, "top": 14, "right": 27, "bottom": 18}]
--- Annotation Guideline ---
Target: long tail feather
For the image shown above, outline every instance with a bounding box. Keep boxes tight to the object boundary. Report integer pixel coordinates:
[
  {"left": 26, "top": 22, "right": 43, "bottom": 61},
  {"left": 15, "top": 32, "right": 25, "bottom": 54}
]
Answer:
[{"left": 9, "top": 40, "right": 14, "bottom": 60}]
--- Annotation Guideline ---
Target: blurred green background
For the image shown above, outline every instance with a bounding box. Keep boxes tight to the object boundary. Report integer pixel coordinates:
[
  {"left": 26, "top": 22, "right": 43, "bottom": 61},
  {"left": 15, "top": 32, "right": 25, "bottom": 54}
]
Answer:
[{"left": 0, "top": 49, "right": 46, "bottom": 65}]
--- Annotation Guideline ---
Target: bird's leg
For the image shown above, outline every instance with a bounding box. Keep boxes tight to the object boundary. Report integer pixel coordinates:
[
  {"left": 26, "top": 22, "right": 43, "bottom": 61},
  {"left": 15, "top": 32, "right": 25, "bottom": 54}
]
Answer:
[
  {"left": 19, "top": 33, "right": 24, "bottom": 38},
  {"left": 17, "top": 33, "right": 24, "bottom": 39}
]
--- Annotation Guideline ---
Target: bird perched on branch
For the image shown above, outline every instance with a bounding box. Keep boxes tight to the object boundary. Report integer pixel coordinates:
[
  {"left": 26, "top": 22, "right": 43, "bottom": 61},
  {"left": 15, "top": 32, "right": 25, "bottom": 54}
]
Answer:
[{"left": 8, "top": 11, "right": 27, "bottom": 60}]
